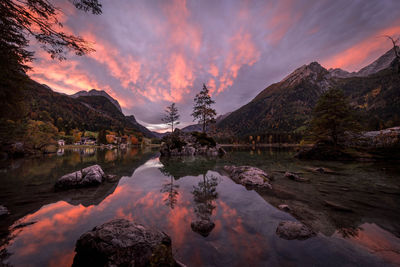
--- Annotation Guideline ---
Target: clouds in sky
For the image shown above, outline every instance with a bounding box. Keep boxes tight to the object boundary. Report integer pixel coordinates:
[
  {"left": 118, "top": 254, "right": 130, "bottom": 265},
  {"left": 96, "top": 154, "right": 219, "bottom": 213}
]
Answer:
[{"left": 28, "top": 0, "right": 400, "bottom": 132}]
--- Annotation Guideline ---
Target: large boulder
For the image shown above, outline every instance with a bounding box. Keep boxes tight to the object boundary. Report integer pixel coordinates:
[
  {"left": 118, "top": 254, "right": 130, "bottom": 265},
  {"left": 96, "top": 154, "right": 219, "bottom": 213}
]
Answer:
[
  {"left": 276, "top": 221, "right": 316, "bottom": 240},
  {"left": 223, "top": 165, "right": 272, "bottom": 189},
  {"left": 284, "top": 172, "right": 308, "bottom": 182},
  {"left": 72, "top": 219, "right": 180, "bottom": 267},
  {"left": 55, "top": 165, "right": 106, "bottom": 189},
  {"left": 160, "top": 129, "right": 226, "bottom": 157}
]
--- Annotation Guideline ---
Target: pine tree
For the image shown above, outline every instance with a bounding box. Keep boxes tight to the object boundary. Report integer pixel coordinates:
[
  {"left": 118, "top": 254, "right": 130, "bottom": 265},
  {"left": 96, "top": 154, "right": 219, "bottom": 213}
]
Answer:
[
  {"left": 97, "top": 129, "right": 107, "bottom": 145},
  {"left": 162, "top": 103, "right": 180, "bottom": 132},
  {"left": 310, "top": 88, "right": 359, "bottom": 146},
  {"left": 191, "top": 84, "right": 217, "bottom": 133}
]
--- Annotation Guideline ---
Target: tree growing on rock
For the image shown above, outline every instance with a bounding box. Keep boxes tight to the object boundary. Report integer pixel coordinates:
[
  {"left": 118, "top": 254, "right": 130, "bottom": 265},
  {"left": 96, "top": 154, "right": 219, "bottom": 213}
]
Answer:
[
  {"left": 191, "top": 84, "right": 217, "bottom": 133},
  {"left": 162, "top": 103, "right": 180, "bottom": 132},
  {"left": 310, "top": 88, "right": 359, "bottom": 146}
]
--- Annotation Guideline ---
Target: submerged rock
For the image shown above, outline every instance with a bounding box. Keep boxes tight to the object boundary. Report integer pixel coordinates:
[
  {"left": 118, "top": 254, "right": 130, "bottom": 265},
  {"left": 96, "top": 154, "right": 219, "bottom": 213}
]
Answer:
[
  {"left": 55, "top": 165, "right": 106, "bottom": 189},
  {"left": 276, "top": 221, "right": 316, "bottom": 240},
  {"left": 284, "top": 172, "right": 308, "bottom": 182},
  {"left": 223, "top": 165, "right": 272, "bottom": 189},
  {"left": 278, "top": 204, "right": 291, "bottom": 212},
  {"left": 191, "top": 220, "right": 215, "bottom": 237},
  {"left": 73, "top": 219, "right": 180, "bottom": 267},
  {"left": 160, "top": 129, "right": 226, "bottom": 157},
  {"left": 324, "top": 200, "right": 353, "bottom": 212},
  {"left": 295, "top": 143, "right": 353, "bottom": 160},
  {"left": 0, "top": 205, "right": 9, "bottom": 216},
  {"left": 305, "top": 167, "right": 336, "bottom": 174}
]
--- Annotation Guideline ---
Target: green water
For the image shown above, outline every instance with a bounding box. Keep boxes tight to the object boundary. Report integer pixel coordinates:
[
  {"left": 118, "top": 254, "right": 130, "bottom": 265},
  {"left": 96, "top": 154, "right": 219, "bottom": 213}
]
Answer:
[{"left": 0, "top": 147, "right": 399, "bottom": 266}]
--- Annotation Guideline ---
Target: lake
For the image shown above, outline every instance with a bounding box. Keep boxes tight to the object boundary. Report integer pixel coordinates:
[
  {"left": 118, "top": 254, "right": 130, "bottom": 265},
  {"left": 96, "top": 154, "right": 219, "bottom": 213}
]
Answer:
[{"left": 0, "top": 147, "right": 399, "bottom": 266}]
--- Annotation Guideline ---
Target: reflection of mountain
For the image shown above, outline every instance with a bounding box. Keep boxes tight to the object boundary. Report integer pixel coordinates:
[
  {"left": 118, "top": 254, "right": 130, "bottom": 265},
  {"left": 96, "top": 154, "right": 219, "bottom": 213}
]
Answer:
[
  {"left": 0, "top": 148, "right": 157, "bottom": 239},
  {"left": 159, "top": 157, "right": 217, "bottom": 180}
]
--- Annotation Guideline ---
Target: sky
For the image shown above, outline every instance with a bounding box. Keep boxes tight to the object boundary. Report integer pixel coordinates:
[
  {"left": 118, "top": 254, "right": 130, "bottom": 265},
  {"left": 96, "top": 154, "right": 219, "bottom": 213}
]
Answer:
[{"left": 27, "top": 0, "right": 400, "bottom": 132}]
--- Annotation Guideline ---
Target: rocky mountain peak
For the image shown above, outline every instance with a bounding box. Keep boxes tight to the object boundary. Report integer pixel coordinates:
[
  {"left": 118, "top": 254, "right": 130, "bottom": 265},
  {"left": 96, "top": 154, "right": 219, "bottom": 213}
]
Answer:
[
  {"left": 70, "top": 89, "right": 122, "bottom": 113},
  {"left": 328, "top": 68, "right": 352, "bottom": 78},
  {"left": 281, "top": 61, "right": 330, "bottom": 89},
  {"left": 356, "top": 46, "right": 397, "bottom": 77}
]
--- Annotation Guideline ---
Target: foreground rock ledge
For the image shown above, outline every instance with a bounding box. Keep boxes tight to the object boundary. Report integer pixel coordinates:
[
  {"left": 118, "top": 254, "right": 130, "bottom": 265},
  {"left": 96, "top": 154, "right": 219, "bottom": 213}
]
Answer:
[
  {"left": 223, "top": 165, "right": 272, "bottom": 189},
  {"left": 72, "top": 219, "right": 182, "bottom": 267},
  {"left": 55, "top": 165, "right": 114, "bottom": 189},
  {"left": 276, "top": 221, "right": 316, "bottom": 240}
]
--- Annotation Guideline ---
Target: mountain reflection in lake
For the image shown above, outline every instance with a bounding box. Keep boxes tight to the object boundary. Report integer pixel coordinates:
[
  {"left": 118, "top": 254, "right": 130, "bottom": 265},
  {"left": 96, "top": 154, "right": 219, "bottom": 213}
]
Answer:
[{"left": 0, "top": 147, "right": 400, "bottom": 266}]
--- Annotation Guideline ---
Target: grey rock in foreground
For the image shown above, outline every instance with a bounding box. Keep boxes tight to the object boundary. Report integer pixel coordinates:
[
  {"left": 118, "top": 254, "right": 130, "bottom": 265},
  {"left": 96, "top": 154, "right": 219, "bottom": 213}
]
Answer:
[
  {"left": 72, "top": 219, "right": 181, "bottom": 267},
  {"left": 0, "top": 205, "right": 9, "bottom": 216},
  {"left": 191, "top": 220, "right": 215, "bottom": 237},
  {"left": 276, "top": 221, "right": 316, "bottom": 240},
  {"left": 55, "top": 165, "right": 111, "bottom": 189},
  {"left": 223, "top": 165, "right": 272, "bottom": 189}
]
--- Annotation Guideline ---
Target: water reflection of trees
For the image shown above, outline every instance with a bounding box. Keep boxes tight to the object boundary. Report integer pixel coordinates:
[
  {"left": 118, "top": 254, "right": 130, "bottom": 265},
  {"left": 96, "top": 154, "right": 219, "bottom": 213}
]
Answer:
[
  {"left": 160, "top": 175, "right": 179, "bottom": 209},
  {"left": 191, "top": 173, "right": 219, "bottom": 237},
  {"left": 159, "top": 156, "right": 217, "bottom": 180}
]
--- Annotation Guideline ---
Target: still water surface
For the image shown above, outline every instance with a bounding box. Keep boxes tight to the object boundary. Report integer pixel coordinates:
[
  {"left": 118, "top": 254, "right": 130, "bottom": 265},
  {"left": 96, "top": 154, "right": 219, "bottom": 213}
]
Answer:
[{"left": 0, "top": 147, "right": 399, "bottom": 266}]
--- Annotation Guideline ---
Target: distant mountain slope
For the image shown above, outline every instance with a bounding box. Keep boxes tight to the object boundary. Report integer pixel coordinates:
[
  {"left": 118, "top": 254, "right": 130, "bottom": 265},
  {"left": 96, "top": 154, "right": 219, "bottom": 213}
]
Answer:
[
  {"left": 126, "top": 115, "right": 156, "bottom": 138},
  {"left": 21, "top": 79, "right": 155, "bottom": 137},
  {"left": 181, "top": 112, "right": 232, "bottom": 133},
  {"left": 218, "top": 62, "right": 332, "bottom": 135},
  {"left": 71, "top": 89, "right": 123, "bottom": 113},
  {"left": 328, "top": 47, "right": 397, "bottom": 78},
  {"left": 218, "top": 48, "right": 400, "bottom": 136}
]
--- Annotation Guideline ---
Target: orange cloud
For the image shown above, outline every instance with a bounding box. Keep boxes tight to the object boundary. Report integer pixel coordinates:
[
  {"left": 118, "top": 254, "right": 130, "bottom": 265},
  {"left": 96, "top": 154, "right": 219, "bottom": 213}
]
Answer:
[
  {"left": 217, "top": 30, "right": 260, "bottom": 94},
  {"left": 82, "top": 32, "right": 141, "bottom": 88},
  {"left": 265, "top": 0, "right": 302, "bottom": 45},
  {"left": 167, "top": 53, "right": 193, "bottom": 101},
  {"left": 28, "top": 51, "right": 133, "bottom": 109},
  {"left": 209, "top": 64, "right": 219, "bottom": 77},
  {"left": 162, "top": 0, "right": 202, "bottom": 54},
  {"left": 322, "top": 24, "right": 400, "bottom": 72}
]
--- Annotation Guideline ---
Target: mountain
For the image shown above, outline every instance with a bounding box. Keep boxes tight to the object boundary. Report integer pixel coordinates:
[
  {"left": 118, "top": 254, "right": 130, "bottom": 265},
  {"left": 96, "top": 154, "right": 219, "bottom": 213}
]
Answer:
[
  {"left": 181, "top": 112, "right": 232, "bottom": 133},
  {"left": 126, "top": 115, "right": 156, "bottom": 138},
  {"left": 17, "top": 78, "right": 155, "bottom": 138},
  {"left": 217, "top": 48, "right": 400, "bottom": 137},
  {"left": 71, "top": 89, "right": 122, "bottom": 113},
  {"left": 151, "top": 131, "right": 169, "bottom": 139},
  {"left": 328, "top": 47, "right": 397, "bottom": 78}
]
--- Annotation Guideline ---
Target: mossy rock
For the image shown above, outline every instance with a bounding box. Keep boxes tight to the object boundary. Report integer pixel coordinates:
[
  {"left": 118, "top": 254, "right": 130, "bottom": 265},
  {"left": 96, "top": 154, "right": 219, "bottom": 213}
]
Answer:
[{"left": 191, "top": 132, "right": 216, "bottom": 147}]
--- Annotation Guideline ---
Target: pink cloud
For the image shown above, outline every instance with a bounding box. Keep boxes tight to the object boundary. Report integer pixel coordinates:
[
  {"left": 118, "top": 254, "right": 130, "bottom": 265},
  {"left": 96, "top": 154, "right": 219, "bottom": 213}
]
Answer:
[{"left": 322, "top": 24, "right": 400, "bottom": 72}]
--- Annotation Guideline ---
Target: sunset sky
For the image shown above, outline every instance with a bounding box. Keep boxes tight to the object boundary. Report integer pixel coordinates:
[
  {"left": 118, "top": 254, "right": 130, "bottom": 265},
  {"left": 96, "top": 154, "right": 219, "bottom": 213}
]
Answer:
[{"left": 28, "top": 0, "right": 400, "bottom": 132}]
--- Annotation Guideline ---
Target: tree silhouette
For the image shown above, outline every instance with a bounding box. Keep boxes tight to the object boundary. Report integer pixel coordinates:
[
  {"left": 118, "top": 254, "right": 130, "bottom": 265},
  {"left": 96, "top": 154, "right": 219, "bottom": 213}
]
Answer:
[
  {"left": 191, "top": 84, "right": 217, "bottom": 133},
  {"left": 310, "top": 88, "right": 359, "bottom": 146},
  {"left": 162, "top": 103, "right": 180, "bottom": 132}
]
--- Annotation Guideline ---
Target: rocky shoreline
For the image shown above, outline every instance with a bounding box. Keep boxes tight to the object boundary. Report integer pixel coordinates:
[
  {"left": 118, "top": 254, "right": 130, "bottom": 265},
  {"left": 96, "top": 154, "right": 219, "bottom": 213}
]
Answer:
[{"left": 160, "top": 129, "right": 226, "bottom": 157}]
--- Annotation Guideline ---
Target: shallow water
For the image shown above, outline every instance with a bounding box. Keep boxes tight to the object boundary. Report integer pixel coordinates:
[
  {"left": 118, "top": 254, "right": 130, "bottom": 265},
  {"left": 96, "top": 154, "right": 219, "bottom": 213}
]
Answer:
[{"left": 0, "top": 147, "right": 400, "bottom": 266}]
